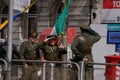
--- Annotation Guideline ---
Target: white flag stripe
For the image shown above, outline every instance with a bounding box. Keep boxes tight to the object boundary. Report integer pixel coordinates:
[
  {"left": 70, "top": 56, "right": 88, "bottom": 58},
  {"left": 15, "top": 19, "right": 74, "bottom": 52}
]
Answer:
[
  {"left": 50, "top": 25, "right": 57, "bottom": 35},
  {"left": 14, "top": 0, "right": 31, "bottom": 13}
]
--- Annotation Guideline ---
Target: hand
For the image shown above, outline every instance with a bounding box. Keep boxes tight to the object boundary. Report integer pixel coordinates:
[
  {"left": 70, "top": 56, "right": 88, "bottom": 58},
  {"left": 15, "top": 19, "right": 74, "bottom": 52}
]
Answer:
[
  {"left": 58, "top": 43, "right": 64, "bottom": 49},
  {"left": 24, "top": 64, "right": 28, "bottom": 68},
  {"left": 37, "top": 68, "right": 41, "bottom": 76},
  {"left": 82, "top": 56, "right": 88, "bottom": 62},
  {"left": 44, "top": 38, "right": 52, "bottom": 43},
  {"left": 44, "top": 38, "right": 51, "bottom": 42}
]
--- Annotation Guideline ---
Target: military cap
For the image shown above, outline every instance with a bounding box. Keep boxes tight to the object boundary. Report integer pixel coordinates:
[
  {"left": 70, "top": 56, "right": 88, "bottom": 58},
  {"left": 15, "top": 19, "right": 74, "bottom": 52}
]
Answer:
[
  {"left": 29, "top": 31, "right": 38, "bottom": 38},
  {"left": 80, "top": 24, "right": 91, "bottom": 30},
  {"left": 47, "top": 35, "right": 57, "bottom": 40}
]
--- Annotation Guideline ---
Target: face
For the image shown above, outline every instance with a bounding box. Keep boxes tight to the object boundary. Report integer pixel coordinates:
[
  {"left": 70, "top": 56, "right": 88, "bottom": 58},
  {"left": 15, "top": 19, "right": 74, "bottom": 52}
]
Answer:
[
  {"left": 49, "top": 39, "right": 56, "bottom": 46},
  {"left": 29, "top": 36, "right": 37, "bottom": 43}
]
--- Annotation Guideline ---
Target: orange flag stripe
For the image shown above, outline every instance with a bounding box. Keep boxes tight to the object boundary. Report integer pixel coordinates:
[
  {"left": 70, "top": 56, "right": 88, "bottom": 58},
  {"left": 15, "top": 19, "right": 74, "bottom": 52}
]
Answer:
[{"left": 0, "top": 20, "right": 8, "bottom": 30}]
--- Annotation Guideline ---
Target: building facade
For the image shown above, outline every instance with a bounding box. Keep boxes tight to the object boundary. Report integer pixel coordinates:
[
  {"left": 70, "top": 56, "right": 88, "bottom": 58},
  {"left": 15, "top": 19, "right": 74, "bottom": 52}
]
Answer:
[{"left": 0, "top": 0, "right": 100, "bottom": 48}]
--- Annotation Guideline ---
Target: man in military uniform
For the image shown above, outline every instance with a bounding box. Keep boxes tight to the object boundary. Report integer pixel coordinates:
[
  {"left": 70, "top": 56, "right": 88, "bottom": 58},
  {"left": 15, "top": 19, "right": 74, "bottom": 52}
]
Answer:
[
  {"left": 38, "top": 35, "right": 66, "bottom": 80},
  {"left": 71, "top": 24, "right": 101, "bottom": 80},
  {"left": 19, "top": 31, "right": 40, "bottom": 80},
  {"left": 38, "top": 35, "right": 66, "bottom": 61}
]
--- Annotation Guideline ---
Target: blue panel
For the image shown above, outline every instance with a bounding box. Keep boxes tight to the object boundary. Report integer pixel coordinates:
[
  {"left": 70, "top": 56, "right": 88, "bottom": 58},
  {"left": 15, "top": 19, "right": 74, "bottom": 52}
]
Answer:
[
  {"left": 107, "top": 31, "right": 120, "bottom": 44},
  {"left": 115, "top": 44, "right": 120, "bottom": 52}
]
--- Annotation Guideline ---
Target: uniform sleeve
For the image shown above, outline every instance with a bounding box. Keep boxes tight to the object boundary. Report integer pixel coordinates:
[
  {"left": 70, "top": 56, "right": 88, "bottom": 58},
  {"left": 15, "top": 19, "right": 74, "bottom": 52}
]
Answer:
[
  {"left": 58, "top": 47, "right": 67, "bottom": 54},
  {"left": 92, "top": 30, "right": 101, "bottom": 42},
  {"left": 89, "top": 29, "right": 101, "bottom": 42},
  {"left": 71, "top": 37, "right": 84, "bottom": 58},
  {"left": 37, "top": 41, "right": 46, "bottom": 49},
  {"left": 94, "top": 32, "right": 101, "bottom": 42}
]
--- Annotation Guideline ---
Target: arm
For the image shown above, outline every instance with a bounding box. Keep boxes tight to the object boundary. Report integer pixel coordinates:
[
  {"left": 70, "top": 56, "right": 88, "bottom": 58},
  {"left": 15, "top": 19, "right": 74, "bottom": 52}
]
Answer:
[
  {"left": 19, "top": 42, "right": 27, "bottom": 65},
  {"left": 58, "top": 41, "right": 67, "bottom": 54},
  {"left": 89, "top": 29, "right": 101, "bottom": 42},
  {"left": 37, "top": 37, "right": 53, "bottom": 49},
  {"left": 37, "top": 41, "right": 46, "bottom": 49},
  {"left": 71, "top": 37, "right": 84, "bottom": 58}
]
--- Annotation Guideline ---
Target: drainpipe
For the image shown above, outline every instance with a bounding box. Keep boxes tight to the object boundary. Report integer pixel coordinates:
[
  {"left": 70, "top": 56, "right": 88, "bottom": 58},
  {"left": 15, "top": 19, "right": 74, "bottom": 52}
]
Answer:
[{"left": 89, "top": 0, "right": 92, "bottom": 26}]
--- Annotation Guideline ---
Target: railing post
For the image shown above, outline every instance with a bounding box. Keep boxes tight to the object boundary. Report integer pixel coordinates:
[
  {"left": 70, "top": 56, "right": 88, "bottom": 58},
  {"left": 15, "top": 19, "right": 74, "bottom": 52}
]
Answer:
[
  {"left": 42, "top": 61, "right": 46, "bottom": 80},
  {"left": 50, "top": 63, "right": 54, "bottom": 80},
  {"left": 0, "top": 59, "right": 8, "bottom": 80},
  {"left": 79, "top": 61, "right": 85, "bottom": 80}
]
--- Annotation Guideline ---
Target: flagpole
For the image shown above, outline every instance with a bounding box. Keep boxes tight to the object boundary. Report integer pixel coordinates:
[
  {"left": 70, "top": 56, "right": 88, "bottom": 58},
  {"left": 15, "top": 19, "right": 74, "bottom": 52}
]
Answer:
[
  {"left": 61, "top": 0, "right": 68, "bottom": 80},
  {"left": 7, "top": 0, "right": 14, "bottom": 80},
  {"left": 8, "top": 0, "right": 14, "bottom": 62}
]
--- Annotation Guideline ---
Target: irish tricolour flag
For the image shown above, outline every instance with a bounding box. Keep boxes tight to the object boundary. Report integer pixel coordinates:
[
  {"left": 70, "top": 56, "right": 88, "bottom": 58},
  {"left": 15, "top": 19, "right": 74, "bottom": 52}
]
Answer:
[{"left": 50, "top": 0, "right": 71, "bottom": 36}]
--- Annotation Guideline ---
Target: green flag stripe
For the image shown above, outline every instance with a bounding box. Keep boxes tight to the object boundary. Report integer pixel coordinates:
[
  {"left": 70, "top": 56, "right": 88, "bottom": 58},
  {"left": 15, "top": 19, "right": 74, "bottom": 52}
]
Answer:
[{"left": 55, "top": 0, "right": 70, "bottom": 35}]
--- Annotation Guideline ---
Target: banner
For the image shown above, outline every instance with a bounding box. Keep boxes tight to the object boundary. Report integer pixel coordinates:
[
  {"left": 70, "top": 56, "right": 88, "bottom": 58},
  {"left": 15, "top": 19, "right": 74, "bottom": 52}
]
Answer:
[
  {"left": 101, "top": 0, "right": 120, "bottom": 23},
  {"left": 14, "top": 0, "right": 31, "bottom": 12}
]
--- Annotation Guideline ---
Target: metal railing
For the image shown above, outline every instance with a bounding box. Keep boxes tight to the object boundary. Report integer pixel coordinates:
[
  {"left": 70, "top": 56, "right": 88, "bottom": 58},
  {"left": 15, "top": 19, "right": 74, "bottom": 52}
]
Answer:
[
  {"left": 11, "top": 59, "right": 80, "bottom": 80},
  {"left": 0, "top": 59, "right": 120, "bottom": 80}
]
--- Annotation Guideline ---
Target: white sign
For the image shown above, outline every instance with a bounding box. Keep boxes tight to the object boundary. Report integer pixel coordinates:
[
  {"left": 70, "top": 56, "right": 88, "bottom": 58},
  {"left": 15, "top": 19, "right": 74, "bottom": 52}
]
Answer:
[
  {"left": 101, "top": 0, "right": 120, "bottom": 23},
  {"left": 14, "top": 0, "right": 31, "bottom": 13}
]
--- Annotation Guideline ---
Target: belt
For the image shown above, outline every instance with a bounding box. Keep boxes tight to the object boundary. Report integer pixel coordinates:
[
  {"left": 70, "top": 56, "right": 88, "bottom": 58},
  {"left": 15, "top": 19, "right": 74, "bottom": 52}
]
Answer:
[
  {"left": 83, "top": 50, "right": 91, "bottom": 55},
  {"left": 25, "top": 56, "right": 36, "bottom": 60}
]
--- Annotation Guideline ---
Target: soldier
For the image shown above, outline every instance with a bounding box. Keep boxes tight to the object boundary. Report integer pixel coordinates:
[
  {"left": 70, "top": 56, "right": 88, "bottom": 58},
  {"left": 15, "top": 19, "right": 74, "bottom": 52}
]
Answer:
[
  {"left": 38, "top": 35, "right": 66, "bottom": 61},
  {"left": 38, "top": 35, "right": 66, "bottom": 80},
  {"left": 71, "top": 24, "right": 101, "bottom": 80},
  {"left": 19, "top": 31, "right": 40, "bottom": 80}
]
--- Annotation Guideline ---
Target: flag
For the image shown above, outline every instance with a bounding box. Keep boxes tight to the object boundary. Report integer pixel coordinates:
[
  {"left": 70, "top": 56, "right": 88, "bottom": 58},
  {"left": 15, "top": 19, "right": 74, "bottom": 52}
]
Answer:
[
  {"left": 0, "top": 1, "right": 36, "bottom": 32},
  {"left": 0, "top": 12, "right": 22, "bottom": 32},
  {"left": 50, "top": 0, "right": 71, "bottom": 36},
  {"left": 13, "top": 12, "right": 22, "bottom": 21},
  {"left": 14, "top": 0, "right": 31, "bottom": 13}
]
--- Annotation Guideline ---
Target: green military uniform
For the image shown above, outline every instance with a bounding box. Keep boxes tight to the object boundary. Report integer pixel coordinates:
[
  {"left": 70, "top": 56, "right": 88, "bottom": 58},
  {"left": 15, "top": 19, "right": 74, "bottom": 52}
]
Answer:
[
  {"left": 37, "top": 35, "right": 66, "bottom": 61},
  {"left": 38, "top": 41, "right": 60, "bottom": 61},
  {"left": 19, "top": 31, "right": 40, "bottom": 80},
  {"left": 37, "top": 35, "right": 66, "bottom": 80},
  {"left": 71, "top": 24, "right": 101, "bottom": 80},
  {"left": 19, "top": 40, "right": 39, "bottom": 61}
]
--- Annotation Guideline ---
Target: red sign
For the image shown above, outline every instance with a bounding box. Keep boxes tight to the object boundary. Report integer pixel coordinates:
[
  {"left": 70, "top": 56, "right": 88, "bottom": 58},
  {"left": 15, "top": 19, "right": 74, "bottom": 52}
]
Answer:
[
  {"left": 103, "top": 0, "right": 120, "bottom": 9},
  {"left": 67, "top": 28, "right": 76, "bottom": 44},
  {"left": 39, "top": 27, "right": 76, "bottom": 44}
]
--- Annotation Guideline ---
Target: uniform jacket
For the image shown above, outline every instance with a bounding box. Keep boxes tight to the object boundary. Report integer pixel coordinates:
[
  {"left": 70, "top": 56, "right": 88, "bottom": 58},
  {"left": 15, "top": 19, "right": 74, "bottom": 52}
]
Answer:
[
  {"left": 71, "top": 30, "right": 101, "bottom": 62},
  {"left": 19, "top": 40, "right": 40, "bottom": 60},
  {"left": 38, "top": 41, "right": 65, "bottom": 61}
]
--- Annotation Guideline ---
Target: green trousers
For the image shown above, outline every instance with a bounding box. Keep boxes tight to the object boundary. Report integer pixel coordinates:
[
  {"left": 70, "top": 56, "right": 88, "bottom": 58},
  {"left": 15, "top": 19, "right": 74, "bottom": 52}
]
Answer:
[{"left": 22, "top": 66, "right": 39, "bottom": 80}]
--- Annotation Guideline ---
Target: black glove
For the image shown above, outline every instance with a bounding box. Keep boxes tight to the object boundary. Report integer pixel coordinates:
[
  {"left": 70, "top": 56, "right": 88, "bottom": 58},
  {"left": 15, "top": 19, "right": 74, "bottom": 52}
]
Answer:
[{"left": 71, "top": 55, "right": 84, "bottom": 62}]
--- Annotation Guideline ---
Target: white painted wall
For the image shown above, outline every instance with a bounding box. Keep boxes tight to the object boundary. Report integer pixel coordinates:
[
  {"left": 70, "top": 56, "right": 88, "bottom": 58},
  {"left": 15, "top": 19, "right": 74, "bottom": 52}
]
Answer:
[{"left": 91, "top": 24, "right": 118, "bottom": 63}]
